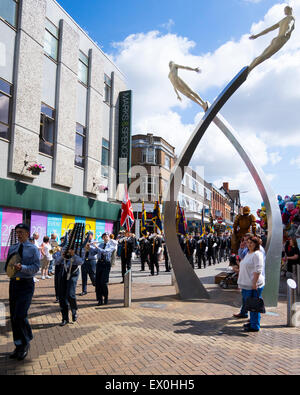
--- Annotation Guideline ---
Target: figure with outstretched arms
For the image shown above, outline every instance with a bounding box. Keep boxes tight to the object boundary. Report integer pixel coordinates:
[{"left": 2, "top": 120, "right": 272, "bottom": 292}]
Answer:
[
  {"left": 168, "top": 61, "right": 208, "bottom": 110},
  {"left": 248, "top": 6, "right": 295, "bottom": 73}
]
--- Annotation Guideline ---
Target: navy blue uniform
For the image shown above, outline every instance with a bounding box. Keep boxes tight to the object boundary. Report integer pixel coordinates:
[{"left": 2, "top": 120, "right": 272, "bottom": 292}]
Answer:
[{"left": 7, "top": 241, "right": 40, "bottom": 352}]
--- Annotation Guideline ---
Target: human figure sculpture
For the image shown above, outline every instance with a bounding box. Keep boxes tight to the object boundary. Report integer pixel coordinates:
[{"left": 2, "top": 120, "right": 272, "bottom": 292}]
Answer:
[
  {"left": 231, "top": 206, "right": 257, "bottom": 254},
  {"left": 248, "top": 5, "right": 295, "bottom": 73},
  {"left": 168, "top": 61, "right": 208, "bottom": 111}
]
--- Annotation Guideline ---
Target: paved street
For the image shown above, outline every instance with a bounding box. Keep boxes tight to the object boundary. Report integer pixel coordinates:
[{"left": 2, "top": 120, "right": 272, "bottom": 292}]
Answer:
[{"left": 0, "top": 258, "right": 300, "bottom": 375}]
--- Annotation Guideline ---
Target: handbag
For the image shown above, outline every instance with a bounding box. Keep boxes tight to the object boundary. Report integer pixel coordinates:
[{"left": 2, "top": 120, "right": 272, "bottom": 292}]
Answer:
[{"left": 245, "top": 292, "right": 266, "bottom": 314}]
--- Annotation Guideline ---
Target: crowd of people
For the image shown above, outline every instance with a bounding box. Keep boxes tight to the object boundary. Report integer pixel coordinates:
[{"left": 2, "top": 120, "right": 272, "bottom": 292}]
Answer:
[{"left": 6, "top": 219, "right": 299, "bottom": 362}]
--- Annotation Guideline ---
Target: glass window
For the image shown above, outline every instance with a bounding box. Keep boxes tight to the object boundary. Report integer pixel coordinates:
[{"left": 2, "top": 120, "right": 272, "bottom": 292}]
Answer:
[
  {"left": 142, "top": 147, "right": 155, "bottom": 164},
  {"left": 165, "top": 155, "right": 170, "bottom": 169},
  {"left": 101, "top": 138, "right": 109, "bottom": 177},
  {"left": 104, "top": 74, "right": 112, "bottom": 104},
  {"left": 0, "top": 78, "right": 12, "bottom": 140},
  {"left": 75, "top": 123, "right": 86, "bottom": 168},
  {"left": 0, "top": 0, "right": 18, "bottom": 28},
  {"left": 39, "top": 104, "right": 55, "bottom": 156},
  {"left": 44, "top": 19, "right": 59, "bottom": 61},
  {"left": 78, "top": 51, "right": 89, "bottom": 85}
]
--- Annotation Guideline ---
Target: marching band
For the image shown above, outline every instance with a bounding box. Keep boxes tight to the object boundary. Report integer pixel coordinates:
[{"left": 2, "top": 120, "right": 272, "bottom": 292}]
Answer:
[{"left": 5, "top": 221, "right": 232, "bottom": 361}]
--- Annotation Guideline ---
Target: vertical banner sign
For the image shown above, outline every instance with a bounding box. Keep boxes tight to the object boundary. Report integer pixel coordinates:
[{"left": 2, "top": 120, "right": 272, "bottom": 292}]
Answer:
[
  {"left": 30, "top": 212, "right": 48, "bottom": 246},
  {"left": 47, "top": 213, "right": 63, "bottom": 241},
  {"left": 118, "top": 90, "right": 132, "bottom": 186},
  {"left": 1, "top": 208, "right": 23, "bottom": 260}
]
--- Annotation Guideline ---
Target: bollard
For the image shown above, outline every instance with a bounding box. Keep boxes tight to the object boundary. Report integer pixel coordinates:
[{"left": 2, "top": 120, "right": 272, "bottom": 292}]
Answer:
[
  {"left": 287, "top": 279, "right": 297, "bottom": 327},
  {"left": 124, "top": 269, "right": 132, "bottom": 307}
]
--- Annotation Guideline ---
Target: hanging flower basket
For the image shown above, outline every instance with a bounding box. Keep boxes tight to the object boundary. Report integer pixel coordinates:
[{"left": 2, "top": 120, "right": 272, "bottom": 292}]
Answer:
[{"left": 27, "top": 164, "right": 46, "bottom": 176}]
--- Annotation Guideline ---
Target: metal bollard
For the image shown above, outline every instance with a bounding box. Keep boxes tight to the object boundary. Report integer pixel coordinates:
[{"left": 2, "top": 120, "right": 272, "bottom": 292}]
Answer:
[
  {"left": 124, "top": 269, "right": 132, "bottom": 307},
  {"left": 287, "top": 279, "right": 297, "bottom": 327}
]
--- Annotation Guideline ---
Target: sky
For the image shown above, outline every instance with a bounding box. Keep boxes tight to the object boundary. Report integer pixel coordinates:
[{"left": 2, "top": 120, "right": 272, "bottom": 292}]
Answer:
[{"left": 58, "top": 0, "right": 300, "bottom": 214}]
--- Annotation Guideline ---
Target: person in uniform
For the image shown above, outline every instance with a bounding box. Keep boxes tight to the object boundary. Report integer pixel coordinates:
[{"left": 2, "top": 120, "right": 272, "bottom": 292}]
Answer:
[
  {"left": 162, "top": 234, "right": 171, "bottom": 272},
  {"left": 196, "top": 236, "right": 207, "bottom": 269},
  {"left": 80, "top": 231, "right": 97, "bottom": 296},
  {"left": 53, "top": 236, "right": 65, "bottom": 303},
  {"left": 119, "top": 231, "right": 135, "bottom": 283},
  {"left": 92, "top": 232, "right": 116, "bottom": 306},
  {"left": 184, "top": 234, "right": 196, "bottom": 269},
  {"left": 6, "top": 223, "right": 40, "bottom": 361},
  {"left": 55, "top": 246, "right": 83, "bottom": 326},
  {"left": 214, "top": 232, "right": 221, "bottom": 263},
  {"left": 219, "top": 233, "right": 227, "bottom": 263},
  {"left": 138, "top": 233, "right": 150, "bottom": 271},
  {"left": 206, "top": 233, "right": 217, "bottom": 266},
  {"left": 149, "top": 233, "right": 162, "bottom": 275}
]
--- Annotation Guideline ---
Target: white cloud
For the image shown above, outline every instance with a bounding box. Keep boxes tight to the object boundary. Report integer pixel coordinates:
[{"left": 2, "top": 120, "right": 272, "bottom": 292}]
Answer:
[
  {"left": 111, "top": 1, "right": 299, "bottom": 209},
  {"left": 290, "top": 156, "right": 300, "bottom": 169}
]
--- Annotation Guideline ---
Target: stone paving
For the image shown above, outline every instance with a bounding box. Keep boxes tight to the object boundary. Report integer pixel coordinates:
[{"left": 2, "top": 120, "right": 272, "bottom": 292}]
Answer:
[{"left": 0, "top": 258, "right": 300, "bottom": 375}]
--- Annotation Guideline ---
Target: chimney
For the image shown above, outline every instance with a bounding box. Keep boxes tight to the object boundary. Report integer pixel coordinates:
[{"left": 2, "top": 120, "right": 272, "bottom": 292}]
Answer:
[{"left": 223, "top": 182, "right": 229, "bottom": 191}]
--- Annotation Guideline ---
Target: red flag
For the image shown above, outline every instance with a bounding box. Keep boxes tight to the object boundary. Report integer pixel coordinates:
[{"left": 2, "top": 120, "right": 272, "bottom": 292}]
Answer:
[{"left": 120, "top": 189, "right": 135, "bottom": 231}]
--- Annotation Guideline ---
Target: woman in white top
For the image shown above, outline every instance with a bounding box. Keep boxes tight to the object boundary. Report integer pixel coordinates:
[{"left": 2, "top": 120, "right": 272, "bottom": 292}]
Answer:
[
  {"left": 237, "top": 236, "right": 265, "bottom": 332},
  {"left": 40, "top": 236, "right": 52, "bottom": 279}
]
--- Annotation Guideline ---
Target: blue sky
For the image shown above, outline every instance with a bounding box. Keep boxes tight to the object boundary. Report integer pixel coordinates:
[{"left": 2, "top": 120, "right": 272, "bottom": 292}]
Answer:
[{"left": 57, "top": 0, "right": 299, "bottom": 212}]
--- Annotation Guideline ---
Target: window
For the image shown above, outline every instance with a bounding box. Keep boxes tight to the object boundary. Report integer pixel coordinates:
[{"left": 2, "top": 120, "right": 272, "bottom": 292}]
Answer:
[
  {"left": 141, "top": 176, "right": 158, "bottom": 197},
  {"left": 164, "top": 155, "right": 170, "bottom": 169},
  {"left": 104, "top": 74, "right": 112, "bottom": 104},
  {"left": 78, "top": 51, "right": 89, "bottom": 85},
  {"left": 142, "top": 147, "right": 156, "bottom": 164},
  {"left": 44, "top": 19, "right": 59, "bottom": 61},
  {"left": 101, "top": 138, "right": 109, "bottom": 177},
  {"left": 75, "top": 123, "right": 86, "bottom": 168},
  {"left": 192, "top": 179, "right": 197, "bottom": 193},
  {"left": 39, "top": 104, "right": 55, "bottom": 156},
  {"left": 0, "top": 78, "right": 12, "bottom": 140},
  {"left": 0, "top": 0, "right": 18, "bottom": 28}
]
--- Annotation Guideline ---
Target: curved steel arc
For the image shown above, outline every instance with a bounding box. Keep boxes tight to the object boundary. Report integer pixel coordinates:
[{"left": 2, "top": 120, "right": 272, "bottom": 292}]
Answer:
[
  {"left": 165, "top": 65, "right": 282, "bottom": 306},
  {"left": 164, "top": 67, "right": 249, "bottom": 300},
  {"left": 212, "top": 114, "right": 282, "bottom": 307}
]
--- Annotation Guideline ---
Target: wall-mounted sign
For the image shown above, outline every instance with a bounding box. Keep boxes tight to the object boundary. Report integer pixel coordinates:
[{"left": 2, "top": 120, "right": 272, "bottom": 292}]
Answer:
[{"left": 118, "top": 90, "right": 132, "bottom": 186}]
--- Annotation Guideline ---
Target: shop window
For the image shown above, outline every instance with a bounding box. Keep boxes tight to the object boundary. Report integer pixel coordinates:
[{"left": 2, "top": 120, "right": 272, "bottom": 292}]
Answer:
[{"left": 39, "top": 103, "right": 55, "bottom": 156}]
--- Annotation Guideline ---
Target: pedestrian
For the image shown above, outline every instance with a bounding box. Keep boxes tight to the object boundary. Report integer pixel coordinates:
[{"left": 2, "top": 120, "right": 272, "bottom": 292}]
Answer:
[
  {"left": 149, "top": 233, "right": 162, "bottom": 275},
  {"left": 40, "top": 236, "right": 52, "bottom": 280},
  {"left": 184, "top": 234, "right": 196, "bottom": 269},
  {"left": 79, "top": 231, "right": 97, "bottom": 296},
  {"left": 118, "top": 231, "right": 134, "bottom": 283},
  {"left": 237, "top": 236, "right": 265, "bottom": 332},
  {"left": 139, "top": 233, "right": 150, "bottom": 271},
  {"left": 32, "top": 232, "right": 40, "bottom": 283},
  {"left": 6, "top": 223, "right": 40, "bottom": 360},
  {"left": 53, "top": 236, "right": 65, "bottom": 303},
  {"left": 284, "top": 237, "right": 300, "bottom": 278},
  {"left": 196, "top": 236, "right": 207, "bottom": 269},
  {"left": 48, "top": 233, "right": 57, "bottom": 275},
  {"left": 109, "top": 234, "right": 118, "bottom": 266},
  {"left": 55, "top": 246, "right": 83, "bottom": 326},
  {"left": 93, "top": 232, "right": 116, "bottom": 306}
]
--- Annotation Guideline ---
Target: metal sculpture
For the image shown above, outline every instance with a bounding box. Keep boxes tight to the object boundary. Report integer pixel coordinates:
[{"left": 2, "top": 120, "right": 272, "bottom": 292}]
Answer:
[{"left": 164, "top": 66, "right": 283, "bottom": 306}]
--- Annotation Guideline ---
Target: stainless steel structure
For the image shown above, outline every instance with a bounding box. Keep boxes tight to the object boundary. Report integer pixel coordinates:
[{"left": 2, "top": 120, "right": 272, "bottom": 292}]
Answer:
[{"left": 164, "top": 66, "right": 283, "bottom": 306}]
